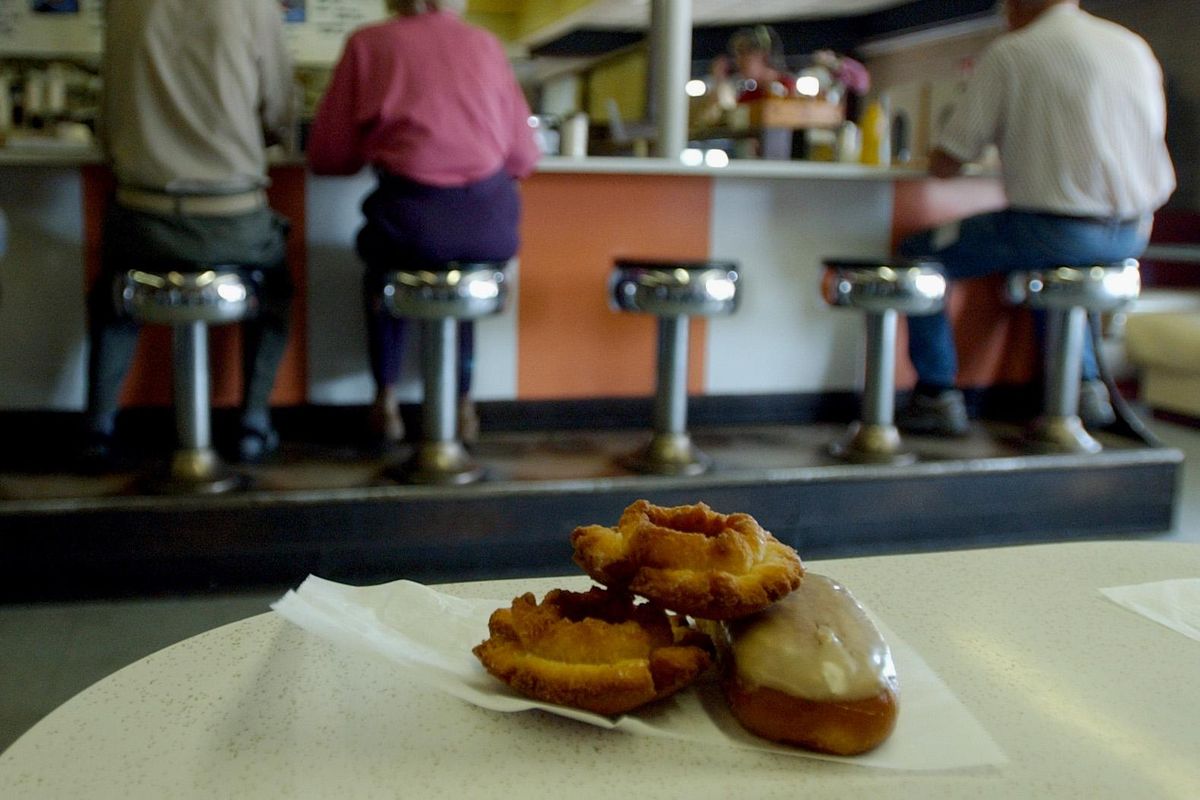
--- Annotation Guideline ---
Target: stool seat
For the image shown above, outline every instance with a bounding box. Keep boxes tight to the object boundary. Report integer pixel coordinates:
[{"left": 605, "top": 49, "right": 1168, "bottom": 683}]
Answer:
[
  {"left": 823, "top": 259, "right": 947, "bottom": 315},
  {"left": 1006, "top": 259, "right": 1140, "bottom": 312},
  {"left": 382, "top": 263, "right": 508, "bottom": 320},
  {"left": 822, "top": 257, "right": 947, "bottom": 464},
  {"left": 611, "top": 260, "right": 739, "bottom": 317},
  {"left": 117, "top": 268, "right": 256, "bottom": 325}
]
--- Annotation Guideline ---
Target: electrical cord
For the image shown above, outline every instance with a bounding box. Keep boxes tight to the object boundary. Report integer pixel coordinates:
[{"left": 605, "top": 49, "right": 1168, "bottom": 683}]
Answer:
[{"left": 1089, "top": 311, "right": 1163, "bottom": 447}]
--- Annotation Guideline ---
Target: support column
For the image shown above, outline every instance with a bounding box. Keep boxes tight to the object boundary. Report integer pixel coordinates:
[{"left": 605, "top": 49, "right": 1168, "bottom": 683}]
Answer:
[{"left": 651, "top": 0, "right": 691, "bottom": 159}]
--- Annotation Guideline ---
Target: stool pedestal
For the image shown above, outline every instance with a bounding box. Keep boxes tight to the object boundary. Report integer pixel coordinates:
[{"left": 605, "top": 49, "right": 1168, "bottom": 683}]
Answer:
[
  {"left": 823, "top": 259, "right": 946, "bottom": 464},
  {"left": 385, "top": 317, "right": 484, "bottom": 485},
  {"left": 381, "top": 264, "right": 508, "bottom": 486},
  {"left": 610, "top": 260, "right": 740, "bottom": 476},
  {"left": 619, "top": 316, "right": 711, "bottom": 476},
  {"left": 1008, "top": 260, "right": 1140, "bottom": 454},
  {"left": 828, "top": 308, "right": 913, "bottom": 464},
  {"left": 118, "top": 268, "right": 255, "bottom": 494}
]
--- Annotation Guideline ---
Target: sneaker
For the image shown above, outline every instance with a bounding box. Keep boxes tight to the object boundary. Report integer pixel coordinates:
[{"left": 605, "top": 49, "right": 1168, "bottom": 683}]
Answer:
[
  {"left": 77, "top": 431, "right": 118, "bottom": 474},
  {"left": 236, "top": 426, "right": 280, "bottom": 464},
  {"left": 1078, "top": 379, "right": 1116, "bottom": 428},
  {"left": 368, "top": 397, "right": 405, "bottom": 443},
  {"left": 458, "top": 397, "right": 480, "bottom": 445},
  {"left": 897, "top": 389, "right": 969, "bottom": 437}
]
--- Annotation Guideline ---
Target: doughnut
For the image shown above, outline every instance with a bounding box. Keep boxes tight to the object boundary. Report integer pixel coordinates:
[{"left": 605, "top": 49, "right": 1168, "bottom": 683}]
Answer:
[
  {"left": 720, "top": 573, "right": 899, "bottom": 755},
  {"left": 472, "top": 586, "right": 713, "bottom": 715},
  {"left": 570, "top": 500, "right": 804, "bottom": 620}
]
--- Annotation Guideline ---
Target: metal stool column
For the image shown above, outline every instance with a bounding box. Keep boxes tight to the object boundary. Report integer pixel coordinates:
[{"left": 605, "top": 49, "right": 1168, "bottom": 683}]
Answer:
[
  {"left": 117, "top": 267, "right": 256, "bottom": 493},
  {"left": 382, "top": 263, "right": 508, "bottom": 485},
  {"left": 611, "top": 260, "right": 739, "bottom": 476},
  {"left": 823, "top": 259, "right": 947, "bottom": 464},
  {"left": 1008, "top": 260, "right": 1141, "bottom": 453}
]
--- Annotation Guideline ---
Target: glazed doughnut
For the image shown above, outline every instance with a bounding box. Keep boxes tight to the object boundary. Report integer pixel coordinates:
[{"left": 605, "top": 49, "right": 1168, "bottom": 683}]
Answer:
[
  {"left": 721, "top": 573, "right": 899, "bottom": 755},
  {"left": 472, "top": 586, "right": 712, "bottom": 715},
  {"left": 570, "top": 500, "right": 803, "bottom": 620}
]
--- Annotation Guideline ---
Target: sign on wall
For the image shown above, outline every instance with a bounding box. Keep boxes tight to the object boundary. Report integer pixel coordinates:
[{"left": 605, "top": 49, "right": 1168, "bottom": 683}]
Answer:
[{"left": 0, "top": 0, "right": 386, "bottom": 64}]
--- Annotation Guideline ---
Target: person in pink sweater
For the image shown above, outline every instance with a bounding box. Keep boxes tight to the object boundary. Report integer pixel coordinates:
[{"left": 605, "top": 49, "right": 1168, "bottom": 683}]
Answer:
[{"left": 308, "top": 0, "right": 539, "bottom": 443}]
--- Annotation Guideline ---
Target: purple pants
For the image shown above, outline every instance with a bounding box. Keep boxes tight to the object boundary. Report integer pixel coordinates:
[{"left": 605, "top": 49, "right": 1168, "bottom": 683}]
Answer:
[{"left": 357, "top": 169, "right": 520, "bottom": 392}]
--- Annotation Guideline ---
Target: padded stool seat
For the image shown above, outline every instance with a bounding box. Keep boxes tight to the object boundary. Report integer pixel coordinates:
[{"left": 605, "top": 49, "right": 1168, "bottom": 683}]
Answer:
[
  {"left": 610, "top": 259, "right": 739, "bottom": 476},
  {"left": 381, "top": 263, "right": 508, "bottom": 485},
  {"left": 823, "top": 258, "right": 947, "bottom": 463},
  {"left": 116, "top": 267, "right": 257, "bottom": 493},
  {"left": 1007, "top": 259, "right": 1140, "bottom": 453}
]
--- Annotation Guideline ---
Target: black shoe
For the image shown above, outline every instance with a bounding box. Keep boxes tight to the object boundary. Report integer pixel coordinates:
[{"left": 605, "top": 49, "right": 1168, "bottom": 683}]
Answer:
[
  {"left": 1079, "top": 379, "right": 1116, "bottom": 428},
  {"left": 236, "top": 426, "right": 280, "bottom": 464},
  {"left": 897, "top": 389, "right": 969, "bottom": 437},
  {"left": 77, "top": 431, "right": 118, "bottom": 474}
]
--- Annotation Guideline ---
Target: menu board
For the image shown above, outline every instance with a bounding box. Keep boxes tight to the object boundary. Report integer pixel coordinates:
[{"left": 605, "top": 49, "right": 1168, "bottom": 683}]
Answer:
[
  {"left": 0, "top": 0, "right": 386, "bottom": 64},
  {"left": 284, "top": 0, "right": 388, "bottom": 65},
  {"left": 0, "top": 0, "right": 103, "bottom": 57}
]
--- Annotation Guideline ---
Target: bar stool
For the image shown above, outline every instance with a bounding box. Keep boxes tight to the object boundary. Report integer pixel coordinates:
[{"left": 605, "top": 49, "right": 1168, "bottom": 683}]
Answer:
[
  {"left": 1007, "top": 259, "right": 1140, "bottom": 454},
  {"left": 610, "top": 259, "right": 740, "bottom": 476},
  {"left": 822, "top": 258, "right": 947, "bottom": 464},
  {"left": 381, "top": 263, "right": 508, "bottom": 485},
  {"left": 116, "top": 267, "right": 257, "bottom": 493}
]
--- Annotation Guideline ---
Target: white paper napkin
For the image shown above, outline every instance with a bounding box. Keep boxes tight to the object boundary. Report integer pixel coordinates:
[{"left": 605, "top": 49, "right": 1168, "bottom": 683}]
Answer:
[
  {"left": 272, "top": 576, "right": 1006, "bottom": 770},
  {"left": 1100, "top": 578, "right": 1200, "bottom": 642}
]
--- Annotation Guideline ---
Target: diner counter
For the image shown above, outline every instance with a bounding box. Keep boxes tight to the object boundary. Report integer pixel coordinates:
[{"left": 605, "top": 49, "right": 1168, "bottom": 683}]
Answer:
[
  {"left": 0, "top": 150, "right": 1009, "bottom": 412},
  {"left": 1, "top": 540, "right": 1197, "bottom": 799}
]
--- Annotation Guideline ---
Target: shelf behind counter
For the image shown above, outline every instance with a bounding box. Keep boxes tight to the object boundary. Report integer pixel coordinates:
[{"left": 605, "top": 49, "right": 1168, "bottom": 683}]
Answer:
[{"left": 0, "top": 148, "right": 1008, "bottom": 415}]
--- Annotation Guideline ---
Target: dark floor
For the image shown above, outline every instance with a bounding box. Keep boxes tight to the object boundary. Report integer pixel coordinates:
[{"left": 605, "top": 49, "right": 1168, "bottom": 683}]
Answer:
[{"left": 0, "top": 414, "right": 1184, "bottom": 599}]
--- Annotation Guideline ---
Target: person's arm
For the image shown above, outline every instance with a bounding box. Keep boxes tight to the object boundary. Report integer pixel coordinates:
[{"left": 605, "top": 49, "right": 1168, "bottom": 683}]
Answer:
[
  {"left": 502, "top": 69, "right": 539, "bottom": 179},
  {"left": 255, "top": 0, "right": 295, "bottom": 148},
  {"left": 933, "top": 46, "right": 1006, "bottom": 176},
  {"left": 306, "top": 36, "right": 368, "bottom": 175}
]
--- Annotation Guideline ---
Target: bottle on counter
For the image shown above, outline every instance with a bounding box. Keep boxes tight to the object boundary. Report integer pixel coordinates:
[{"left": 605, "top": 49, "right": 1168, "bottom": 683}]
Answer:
[
  {"left": 858, "top": 94, "right": 891, "bottom": 168},
  {"left": 560, "top": 111, "right": 589, "bottom": 158}
]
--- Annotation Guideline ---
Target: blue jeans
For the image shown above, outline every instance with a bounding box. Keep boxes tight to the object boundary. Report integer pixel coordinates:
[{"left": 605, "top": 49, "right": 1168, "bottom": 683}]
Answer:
[{"left": 900, "top": 209, "right": 1150, "bottom": 389}]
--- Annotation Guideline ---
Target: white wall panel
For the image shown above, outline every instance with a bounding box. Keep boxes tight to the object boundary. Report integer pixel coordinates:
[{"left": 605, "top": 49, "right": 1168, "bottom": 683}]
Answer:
[
  {"left": 0, "top": 166, "right": 86, "bottom": 410},
  {"left": 706, "top": 177, "right": 894, "bottom": 394},
  {"left": 304, "top": 172, "right": 519, "bottom": 405}
]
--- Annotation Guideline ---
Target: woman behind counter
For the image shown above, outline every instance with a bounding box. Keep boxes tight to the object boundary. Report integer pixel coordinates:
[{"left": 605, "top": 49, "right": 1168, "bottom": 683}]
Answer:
[{"left": 307, "top": 0, "right": 539, "bottom": 443}]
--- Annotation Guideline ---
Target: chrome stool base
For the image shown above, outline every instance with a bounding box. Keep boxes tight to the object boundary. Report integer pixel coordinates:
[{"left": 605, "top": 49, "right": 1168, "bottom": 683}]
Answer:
[
  {"left": 1023, "top": 415, "right": 1102, "bottom": 455},
  {"left": 822, "top": 259, "right": 948, "bottom": 465},
  {"left": 386, "top": 441, "right": 486, "bottom": 486},
  {"left": 828, "top": 422, "right": 916, "bottom": 465},
  {"left": 609, "top": 260, "right": 740, "bottom": 477},
  {"left": 143, "top": 448, "right": 246, "bottom": 495},
  {"left": 619, "top": 432, "right": 712, "bottom": 477},
  {"left": 1008, "top": 260, "right": 1140, "bottom": 456}
]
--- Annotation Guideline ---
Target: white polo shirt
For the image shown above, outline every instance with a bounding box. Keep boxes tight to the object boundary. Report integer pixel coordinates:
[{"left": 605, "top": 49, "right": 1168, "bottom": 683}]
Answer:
[{"left": 938, "top": 4, "right": 1176, "bottom": 219}]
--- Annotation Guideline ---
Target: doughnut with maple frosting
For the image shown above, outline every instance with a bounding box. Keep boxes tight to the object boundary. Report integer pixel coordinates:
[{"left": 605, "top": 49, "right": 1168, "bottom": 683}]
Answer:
[{"left": 721, "top": 573, "right": 899, "bottom": 755}]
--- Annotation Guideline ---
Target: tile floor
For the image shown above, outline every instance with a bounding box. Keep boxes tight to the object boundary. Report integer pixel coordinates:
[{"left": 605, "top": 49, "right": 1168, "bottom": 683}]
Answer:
[{"left": 1, "top": 418, "right": 1198, "bottom": 754}]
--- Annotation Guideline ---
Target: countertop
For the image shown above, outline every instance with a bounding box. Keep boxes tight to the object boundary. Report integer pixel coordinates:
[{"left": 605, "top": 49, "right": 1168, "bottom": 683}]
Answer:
[
  {"left": 0, "top": 145, "right": 992, "bottom": 182},
  {"left": 1, "top": 540, "right": 1196, "bottom": 799}
]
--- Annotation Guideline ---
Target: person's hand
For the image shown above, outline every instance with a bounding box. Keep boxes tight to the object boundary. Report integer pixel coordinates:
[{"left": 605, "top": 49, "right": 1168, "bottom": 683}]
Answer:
[{"left": 929, "top": 148, "right": 964, "bottom": 179}]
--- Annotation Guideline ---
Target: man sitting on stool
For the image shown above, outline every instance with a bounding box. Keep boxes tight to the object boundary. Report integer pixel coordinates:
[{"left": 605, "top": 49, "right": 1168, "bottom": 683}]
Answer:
[
  {"left": 897, "top": 0, "right": 1175, "bottom": 436},
  {"left": 83, "top": 0, "right": 296, "bottom": 467}
]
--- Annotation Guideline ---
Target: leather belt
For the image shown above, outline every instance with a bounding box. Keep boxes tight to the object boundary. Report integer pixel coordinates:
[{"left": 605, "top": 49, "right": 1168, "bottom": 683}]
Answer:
[{"left": 115, "top": 188, "right": 267, "bottom": 217}]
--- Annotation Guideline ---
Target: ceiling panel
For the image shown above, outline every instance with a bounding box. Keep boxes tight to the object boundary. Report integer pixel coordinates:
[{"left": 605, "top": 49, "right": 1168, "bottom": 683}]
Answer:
[{"left": 581, "top": 0, "right": 912, "bottom": 28}]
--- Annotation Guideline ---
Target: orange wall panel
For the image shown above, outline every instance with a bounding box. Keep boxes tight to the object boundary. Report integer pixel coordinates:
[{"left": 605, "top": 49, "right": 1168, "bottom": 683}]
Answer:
[
  {"left": 82, "top": 165, "right": 308, "bottom": 409},
  {"left": 517, "top": 174, "right": 712, "bottom": 400},
  {"left": 891, "top": 177, "right": 1037, "bottom": 389}
]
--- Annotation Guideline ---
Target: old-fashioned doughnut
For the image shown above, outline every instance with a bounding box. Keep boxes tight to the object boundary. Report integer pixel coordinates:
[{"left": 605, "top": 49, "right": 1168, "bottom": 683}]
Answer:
[
  {"left": 570, "top": 500, "right": 804, "bottom": 620},
  {"left": 472, "top": 586, "right": 712, "bottom": 715}
]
